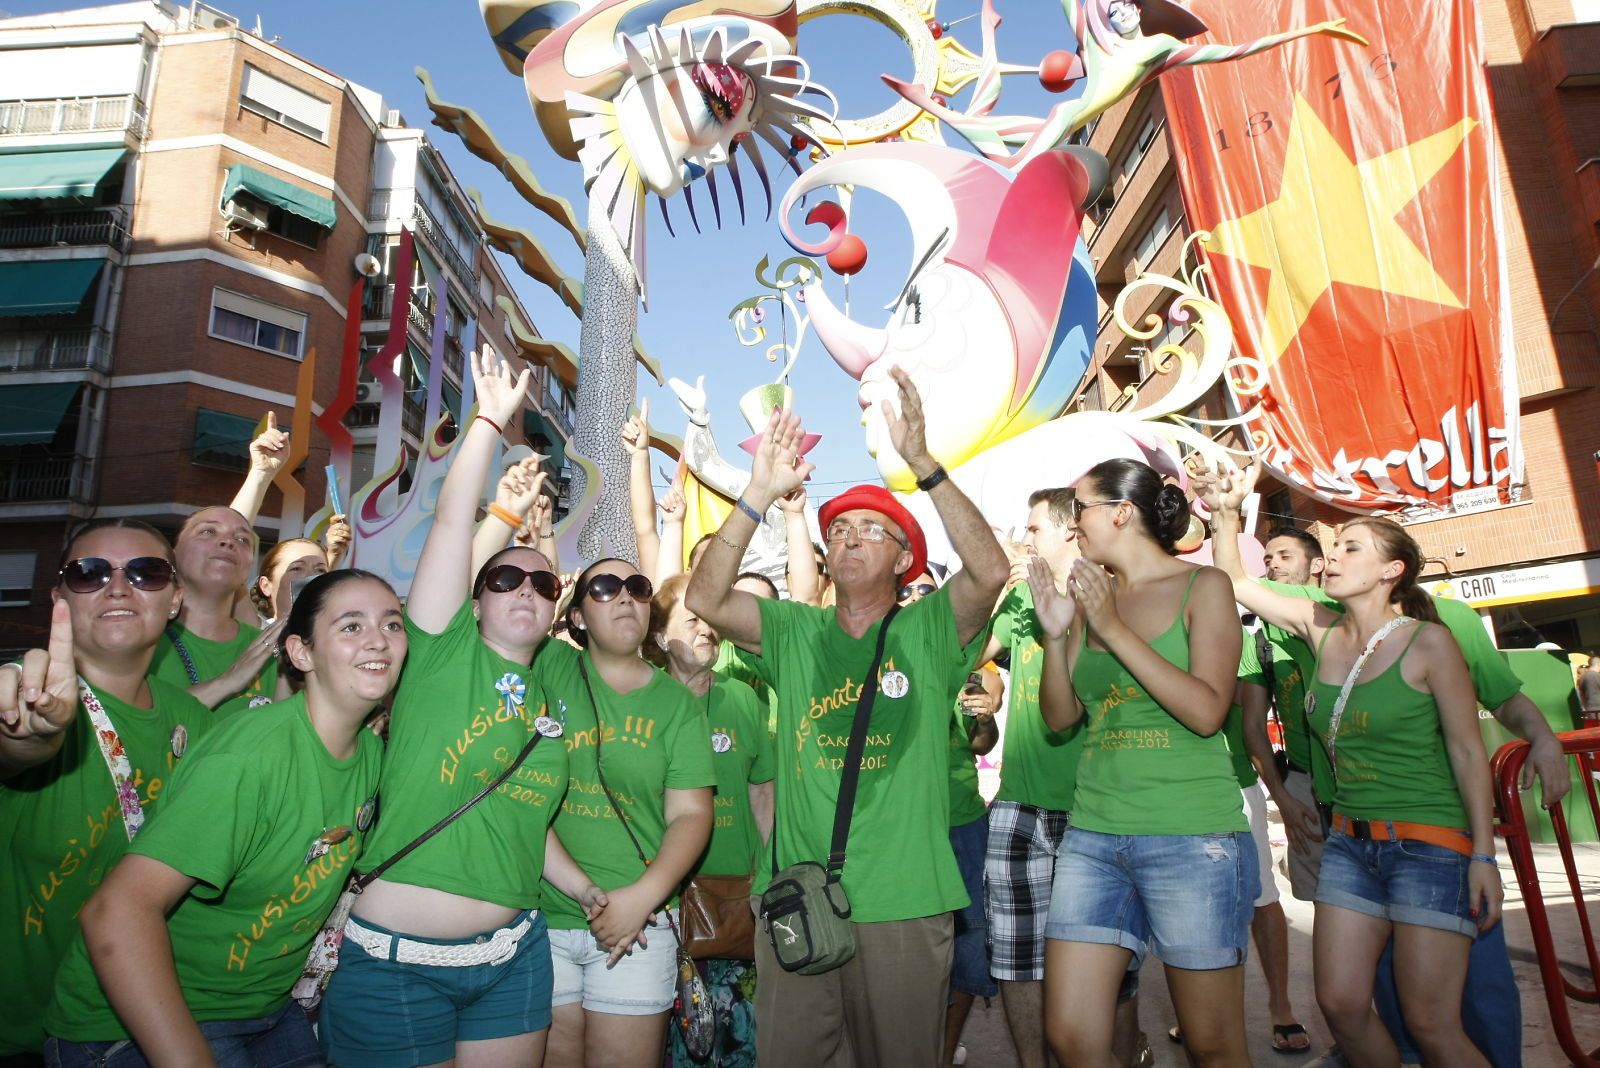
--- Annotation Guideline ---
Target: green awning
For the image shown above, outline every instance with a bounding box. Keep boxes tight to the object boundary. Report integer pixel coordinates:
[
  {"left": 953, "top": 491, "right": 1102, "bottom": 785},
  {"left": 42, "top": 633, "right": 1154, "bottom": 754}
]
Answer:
[
  {"left": 220, "top": 163, "right": 336, "bottom": 230},
  {"left": 0, "top": 259, "right": 103, "bottom": 316},
  {"left": 0, "top": 382, "right": 78, "bottom": 445},
  {"left": 0, "top": 147, "right": 126, "bottom": 201},
  {"left": 441, "top": 378, "right": 463, "bottom": 420},
  {"left": 192, "top": 408, "right": 257, "bottom": 469},
  {"left": 523, "top": 410, "right": 567, "bottom": 471}
]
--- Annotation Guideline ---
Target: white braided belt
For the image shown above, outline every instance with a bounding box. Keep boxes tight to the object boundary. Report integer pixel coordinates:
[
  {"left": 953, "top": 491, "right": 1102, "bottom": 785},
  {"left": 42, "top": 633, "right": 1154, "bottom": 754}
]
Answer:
[{"left": 343, "top": 915, "right": 534, "bottom": 967}]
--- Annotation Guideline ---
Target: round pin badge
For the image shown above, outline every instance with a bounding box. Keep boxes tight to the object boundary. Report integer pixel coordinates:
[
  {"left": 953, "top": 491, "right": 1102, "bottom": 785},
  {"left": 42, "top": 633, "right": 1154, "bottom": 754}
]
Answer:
[
  {"left": 534, "top": 715, "right": 564, "bottom": 738},
  {"left": 303, "top": 837, "right": 330, "bottom": 865},
  {"left": 248, "top": 695, "right": 273, "bottom": 708},
  {"left": 169, "top": 725, "right": 188, "bottom": 759},
  {"left": 881, "top": 670, "right": 910, "bottom": 699},
  {"left": 356, "top": 797, "right": 376, "bottom": 832},
  {"left": 711, "top": 730, "right": 733, "bottom": 754}
]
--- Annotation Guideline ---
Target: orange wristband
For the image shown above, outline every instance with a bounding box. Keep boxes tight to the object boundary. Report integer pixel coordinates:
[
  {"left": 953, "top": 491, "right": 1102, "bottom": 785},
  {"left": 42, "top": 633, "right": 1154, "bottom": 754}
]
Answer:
[{"left": 488, "top": 503, "right": 522, "bottom": 528}]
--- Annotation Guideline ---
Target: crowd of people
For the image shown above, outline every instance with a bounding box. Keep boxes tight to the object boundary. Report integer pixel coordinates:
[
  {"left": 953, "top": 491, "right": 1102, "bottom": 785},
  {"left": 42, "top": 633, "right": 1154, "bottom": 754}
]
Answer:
[{"left": 0, "top": 349, "right": 1575, "bottom": 1068}]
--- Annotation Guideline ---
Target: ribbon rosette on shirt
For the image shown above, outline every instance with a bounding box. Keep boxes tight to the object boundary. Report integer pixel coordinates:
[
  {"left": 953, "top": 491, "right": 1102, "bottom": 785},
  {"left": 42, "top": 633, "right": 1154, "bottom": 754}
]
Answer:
[{"left": 496, "top": 673, "right": 527, "bottom": 717}]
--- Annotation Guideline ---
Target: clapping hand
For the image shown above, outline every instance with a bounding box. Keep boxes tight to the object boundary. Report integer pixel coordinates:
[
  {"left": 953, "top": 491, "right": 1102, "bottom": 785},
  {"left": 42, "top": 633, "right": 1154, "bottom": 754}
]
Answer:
[
  {"left": 1068, "top": 558, "right": 1123, "bottom": 638},
  {"left": 1025, "top": 557, "right": 1076, "bottom": 639},
  {"left": 0, "top": 601, "right": 78, "bottom": 739}
]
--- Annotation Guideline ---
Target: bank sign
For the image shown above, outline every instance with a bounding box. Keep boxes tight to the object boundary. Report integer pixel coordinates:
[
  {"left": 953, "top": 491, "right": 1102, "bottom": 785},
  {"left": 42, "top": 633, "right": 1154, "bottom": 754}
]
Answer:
[{"left": 1428, "top": 557, "right": 1600, "bottom": 609}]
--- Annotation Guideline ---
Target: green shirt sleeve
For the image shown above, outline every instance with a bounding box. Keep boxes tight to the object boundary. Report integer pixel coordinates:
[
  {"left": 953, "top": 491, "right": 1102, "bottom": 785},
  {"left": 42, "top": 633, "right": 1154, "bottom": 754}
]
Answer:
[
  {"left": 130, "top": 752, "right": 260, "bottom": 899},
  {"left": 1433, "top": 596, "right": 1521, "bottom": 709},
  {"left": 664, "top": 690, "right": 717, "bottom": 790},
  {"left": 1238, "top": 626, "right": 1267, "bottom": 687}
]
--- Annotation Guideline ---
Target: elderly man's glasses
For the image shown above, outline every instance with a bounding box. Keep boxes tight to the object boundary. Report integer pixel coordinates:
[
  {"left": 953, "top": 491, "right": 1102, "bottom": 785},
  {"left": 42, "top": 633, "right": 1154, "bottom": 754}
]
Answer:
[{"left": 825, "top": 520, "right": 907, "bottom": 547}]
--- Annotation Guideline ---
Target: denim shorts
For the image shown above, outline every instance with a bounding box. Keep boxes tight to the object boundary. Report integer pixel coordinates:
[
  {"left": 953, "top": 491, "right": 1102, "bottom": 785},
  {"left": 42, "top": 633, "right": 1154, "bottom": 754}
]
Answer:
[
  {"left": 1046, "top": 828, "right": 1257, "bottom": 970},
  {"left": 1316, "top": 827, "right": 1477, "bottom": 938},
  {"left": 319, "top": 911, "right": 552, "bottom": 1068},
  {"left": 950, "top": 813, "right": 998, "bottom": 999},
  {"left": 45, "top": 1003, "right": 320, "bottom": 1068},
  {"left": 549, "top": 911, "right": 678, "bottom": 1015}
]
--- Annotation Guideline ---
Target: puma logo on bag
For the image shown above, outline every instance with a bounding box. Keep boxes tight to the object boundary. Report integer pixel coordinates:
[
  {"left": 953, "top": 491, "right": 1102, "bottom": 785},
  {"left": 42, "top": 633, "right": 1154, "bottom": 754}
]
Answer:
[{"left": 773, "top": 918, "right": 798, "bottom": 946}]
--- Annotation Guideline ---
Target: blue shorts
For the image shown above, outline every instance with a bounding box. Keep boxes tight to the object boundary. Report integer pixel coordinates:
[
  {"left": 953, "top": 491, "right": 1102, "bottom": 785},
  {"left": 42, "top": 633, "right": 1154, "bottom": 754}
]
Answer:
[
  {"left": 1316, "top": 828, "right": 1477, "bottom": 938},
  {"left": 950, "top": 813, "right": 998, "bottom": 999},
  {"left": 549, "top": 913, "right": 679, "bottom": 1015},
  {"left": 1046, "top": 828, "right": 1257, "bottom": 971},
  {"left": 319, "top": 911, "right": 552, "bottom": 1068},
  {"left": 45, "top": 1003, "right": 319, "bottom": 1068}
]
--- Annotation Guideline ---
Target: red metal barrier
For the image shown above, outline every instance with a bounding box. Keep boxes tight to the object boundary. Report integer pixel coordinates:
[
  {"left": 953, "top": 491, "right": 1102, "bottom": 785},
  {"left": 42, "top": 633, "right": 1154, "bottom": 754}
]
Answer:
[{"left": 1492, "top": 728, "right": 1600, "bottom": 1067}]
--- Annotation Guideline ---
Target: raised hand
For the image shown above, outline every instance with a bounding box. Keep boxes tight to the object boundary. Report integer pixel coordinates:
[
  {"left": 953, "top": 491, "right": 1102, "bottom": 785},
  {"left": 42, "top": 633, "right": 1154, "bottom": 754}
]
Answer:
[
  {"left": 776, "top": 485, "right": 808, "bottom": 515},
  {"left": 747, "top": 409, "right": 815, "bottom": 511},
  {"left": 658, "top": 484, "right": 686, "bottom": 526},
  {"left": 880, "top": 366, "right": 934, "bottom": 473},
  {"left": 620, "top": 399, "right": 650, "bottom": 456},
  {"left": 1025, "top": 556, "right": 1076, "bottom": 639},
  {"left": 323, "top": 514, "right": 352, "bottom": 564},
  {"left": 248, "top": 411, "right": 290, "bottom": 476},
  {"left": 495, "top": 457, "right": 548, "bottom": 522},
  {"left": 470, "top": 348, "right": 532, "bottom": 430},
  {"left": 517, "top": 493, "right": 554, "bottom": 547},
  {"left": 0, "top": 601, "right": 79, "bottom": 738},
  {"left": 1068, "top": 558, "right": 1122, "bottom": 637},
  {"left": 1191, "top": 461, "right": 1257, "bottom": 516}
]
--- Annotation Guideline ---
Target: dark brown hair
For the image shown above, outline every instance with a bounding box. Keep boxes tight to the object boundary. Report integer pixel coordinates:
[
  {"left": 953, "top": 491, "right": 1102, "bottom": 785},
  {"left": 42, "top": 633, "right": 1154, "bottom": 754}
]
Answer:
[{"left": 1340, "top": 517, "right": 1438, "bottom": 623}]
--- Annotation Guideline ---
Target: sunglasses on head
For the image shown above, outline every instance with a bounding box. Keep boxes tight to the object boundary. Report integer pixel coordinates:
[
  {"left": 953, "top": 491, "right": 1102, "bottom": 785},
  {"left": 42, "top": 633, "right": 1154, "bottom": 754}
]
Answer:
[
  {"left": 59, "top": 556, "right": 175, "bottom": 594},
  {"left": 477, "top": 564, "right": 561, "bottom": 601},
  {"left": 583, "top": 572, "right": 653, "bottom": 604},
  {"left": 899, "top": 582, "right": 937, "bottom": 600}
]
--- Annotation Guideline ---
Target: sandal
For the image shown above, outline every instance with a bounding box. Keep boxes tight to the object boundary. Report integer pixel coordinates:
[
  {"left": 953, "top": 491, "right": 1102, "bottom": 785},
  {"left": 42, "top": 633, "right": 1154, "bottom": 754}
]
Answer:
[
  {"left": 1168, "top": 1025, "right": 1183, "bottom": 1044},
  {"left": 1272, "top": 1023, "right": 1311, "bottom": 1054}
]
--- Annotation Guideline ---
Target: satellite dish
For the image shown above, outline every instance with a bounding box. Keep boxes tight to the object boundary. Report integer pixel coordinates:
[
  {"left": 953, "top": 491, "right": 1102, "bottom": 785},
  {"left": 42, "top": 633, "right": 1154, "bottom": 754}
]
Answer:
[{"left": 353, "top": 253, "right": 381, "bottom": 277}]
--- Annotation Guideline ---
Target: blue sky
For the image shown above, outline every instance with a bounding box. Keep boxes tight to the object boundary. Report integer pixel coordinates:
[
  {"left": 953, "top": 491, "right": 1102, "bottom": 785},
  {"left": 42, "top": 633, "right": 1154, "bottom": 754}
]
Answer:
[{"left": 12, "top": 0, "right": 1081, "bottom": 501}]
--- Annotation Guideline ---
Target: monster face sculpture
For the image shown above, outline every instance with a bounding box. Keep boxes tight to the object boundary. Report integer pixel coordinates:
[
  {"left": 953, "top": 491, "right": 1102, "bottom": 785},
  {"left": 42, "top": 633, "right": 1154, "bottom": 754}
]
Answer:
[{"left": 780, "top": 143, "right": 1098, "bottom": 492}]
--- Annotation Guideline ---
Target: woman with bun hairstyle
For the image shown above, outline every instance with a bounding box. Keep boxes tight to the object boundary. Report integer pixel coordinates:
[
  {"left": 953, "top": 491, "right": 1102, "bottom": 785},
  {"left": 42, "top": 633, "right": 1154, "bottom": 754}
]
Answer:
[
  {"left": 1026, "top": 458, "right": 1253, "bottom": 1068},
  {"left": 42, "top": 569, "right": 402, "bottom": 1066},
  {"left": 319, "top": 351, "right": 605, "bottom": 1068},
  {"left": 1205, "top": 507, "right": 1499, "bottom": 1068},
  {"left": 540, "top": 558, "right": 715, "bottom": 1068},
  {"left": 0, "top": 520, "right": 212, "bottom": 1060}
]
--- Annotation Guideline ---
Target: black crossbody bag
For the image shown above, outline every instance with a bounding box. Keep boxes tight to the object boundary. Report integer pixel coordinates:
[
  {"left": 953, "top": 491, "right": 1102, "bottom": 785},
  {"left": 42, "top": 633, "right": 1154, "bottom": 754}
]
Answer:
[{"left": 759, "top": 605, "right": 900, "bottom": 974}]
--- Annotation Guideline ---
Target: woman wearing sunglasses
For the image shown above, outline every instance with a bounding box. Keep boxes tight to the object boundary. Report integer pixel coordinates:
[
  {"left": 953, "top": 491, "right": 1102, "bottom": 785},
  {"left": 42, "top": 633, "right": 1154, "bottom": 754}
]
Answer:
[
  {"left": 41, "top": 569, "right": 402, "bottom": 1066},
  {"left": 319, "top": 351, "right": 605, "bottom": 1068},
  {"left": 540, "top": 558, "right": 715, "bottom": 1068},
  {"left": 647, "top": 574, "right": 773, "bottom": 1068},
  {"left": 0, "top": 520, "right": 213, "bottom": 1060},
  {"left": 1024, "top": 458, "right": 1253, "bottom": 1068}
]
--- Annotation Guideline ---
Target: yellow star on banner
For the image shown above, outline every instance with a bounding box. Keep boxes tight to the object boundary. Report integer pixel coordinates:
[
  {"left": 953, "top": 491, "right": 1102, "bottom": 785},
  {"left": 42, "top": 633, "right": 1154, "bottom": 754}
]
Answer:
[{"left": 1204, "top": 93, "right": 1475, "bottom": 367}]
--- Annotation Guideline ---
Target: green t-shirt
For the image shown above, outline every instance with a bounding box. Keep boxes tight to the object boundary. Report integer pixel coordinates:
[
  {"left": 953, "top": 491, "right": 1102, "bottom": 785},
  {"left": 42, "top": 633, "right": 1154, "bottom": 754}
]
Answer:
[
  {"left": 1222, "top": 627, "right": 1268, "bottom": 789},
  {"left": 753, "top": 588, "right": 970, "bottom": 922},
  {"left": 0, "top": 678, "right": 209, "bottom": 1055},
  {"left": 1264, "top": 582, "right": 1523, "bottom": 802},
  {"left": 715, "top": 639, "right": 778, "bottom": 734},
  {"left": 991, "top": 583, "right": 1082, "bottom": 812},
  {"left": 44, "top": 696, "right": 382, "bottom": 1040},
  {"left": 698, "top": 679, "right": 775, "bottom": 877},
  {"left": 148, "top": 620, "right": 278, "bottom": 719},
  {"left": 947, "top": 709, "right": 987, "bottom": 827},
  {"left": 540, "top": 648, "right": 716, "bottom": 929},
  {"left": 359, "top": 601, "right": 570, "bottom": 910},
  {"left": 1069, "top": 580, "right": 1248, "bottom": 836},
  {"left": 1306, "top": 625, "right": 1468, "bottom": 827}
]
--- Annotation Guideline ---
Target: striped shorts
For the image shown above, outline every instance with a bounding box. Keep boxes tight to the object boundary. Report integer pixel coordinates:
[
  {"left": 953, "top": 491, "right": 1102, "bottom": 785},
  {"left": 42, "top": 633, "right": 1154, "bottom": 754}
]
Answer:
[{"left": 984, "top": 800, "right": 1071, "bottom": 981}]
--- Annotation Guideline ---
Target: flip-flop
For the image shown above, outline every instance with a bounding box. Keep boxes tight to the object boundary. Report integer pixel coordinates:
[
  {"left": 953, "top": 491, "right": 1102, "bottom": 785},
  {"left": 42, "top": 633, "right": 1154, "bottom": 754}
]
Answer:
[
  {"left": 1272, "top": 1023, "right": 1311, "bottom": 1053},
  {"left": 1168, "top": 1026, "right": 1183, "bottom": 1044}
]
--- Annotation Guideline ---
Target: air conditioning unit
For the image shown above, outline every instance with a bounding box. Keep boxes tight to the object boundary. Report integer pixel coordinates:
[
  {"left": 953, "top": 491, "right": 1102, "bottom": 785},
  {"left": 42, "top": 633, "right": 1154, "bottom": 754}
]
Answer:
[
  {"left": 384, "top": 108, "right": 405, "bottom": 128},
  {"left": 190, "top": 2, "right": 239, "bottom": 30},
  {"left": 355, "top": 382, "right": 382, "bottom": 404},
  {"left": 222, "top": 198, "right": 268, "bottom": 231}
]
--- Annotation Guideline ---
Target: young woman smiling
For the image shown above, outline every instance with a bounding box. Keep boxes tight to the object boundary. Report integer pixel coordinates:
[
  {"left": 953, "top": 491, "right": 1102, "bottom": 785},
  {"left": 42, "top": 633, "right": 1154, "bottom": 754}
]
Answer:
[{"left": 42, "top": 569, "right": 405, "bottom": 1067}]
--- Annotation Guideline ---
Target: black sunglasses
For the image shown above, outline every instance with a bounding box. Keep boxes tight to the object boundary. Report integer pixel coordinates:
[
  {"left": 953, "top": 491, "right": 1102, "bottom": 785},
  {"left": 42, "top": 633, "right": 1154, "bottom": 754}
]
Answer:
[
  {"left": 583, "top": 572, "right": 653, "bottom": 604},
  {"left": 899, "top": 582, "right": 937, "bottom": 600},
  {"left": 477, "top": 564, "right": 561, "bottom": 601},
  {"left": 60, "top": 556, "right": 175, "bottom": 594}
]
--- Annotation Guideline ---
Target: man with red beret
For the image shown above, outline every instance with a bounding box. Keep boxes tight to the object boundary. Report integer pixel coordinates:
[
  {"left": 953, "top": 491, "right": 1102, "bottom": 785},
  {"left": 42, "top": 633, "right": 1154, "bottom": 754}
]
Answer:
[{"left": 687, "top": 367, "right": 1008, "bottom": 1068}]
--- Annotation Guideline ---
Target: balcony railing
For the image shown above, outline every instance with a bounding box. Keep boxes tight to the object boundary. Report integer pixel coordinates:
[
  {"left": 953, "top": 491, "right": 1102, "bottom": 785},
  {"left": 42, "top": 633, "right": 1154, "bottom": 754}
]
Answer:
[
  {"left": 0, "top": 328, "right": 112, "bottom": 374},
  {"left": 411, "top": 200, "right": 478, "bottom": 289},
  {"left": 347, "top": 395, "right": 424, "bottom": 439},
  {"left": 0, "top": 208, "right": 128, "bottom": 251},
  {"left": 0, "top": 95, "right": 146, "bottom": 140},
  {"left": 0, "top": 454, "right": 93, "bottom": 503}
]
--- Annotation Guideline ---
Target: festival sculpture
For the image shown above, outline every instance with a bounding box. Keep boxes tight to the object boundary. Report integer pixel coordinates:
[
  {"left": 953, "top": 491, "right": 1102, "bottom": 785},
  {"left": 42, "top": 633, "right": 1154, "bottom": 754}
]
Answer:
[
  {"left": 889, "top": 0, "right": 1365, "bottom": 170},
  {"left": 480, "top": 0, "right": 837, "bottom": 558}
]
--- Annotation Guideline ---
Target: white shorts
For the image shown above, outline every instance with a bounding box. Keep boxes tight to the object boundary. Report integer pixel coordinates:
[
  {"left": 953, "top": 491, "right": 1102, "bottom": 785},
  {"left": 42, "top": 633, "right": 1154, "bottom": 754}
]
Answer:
[
  {"left": 1241, "top": 781, "right": 1279, "bottom": 908},
  {"left": 548, "top": 911, "right": 678, "bottom": 1016}
]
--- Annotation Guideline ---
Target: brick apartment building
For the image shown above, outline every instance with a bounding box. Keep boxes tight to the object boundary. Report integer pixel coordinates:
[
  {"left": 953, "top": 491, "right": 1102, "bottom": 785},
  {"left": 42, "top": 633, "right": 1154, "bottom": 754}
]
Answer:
[
  {"left": 0, "top": 0, "right": 571, "bottom": 654},
  {"left": 1073, "top": 0, "right": 1600, "bottom": 651}
]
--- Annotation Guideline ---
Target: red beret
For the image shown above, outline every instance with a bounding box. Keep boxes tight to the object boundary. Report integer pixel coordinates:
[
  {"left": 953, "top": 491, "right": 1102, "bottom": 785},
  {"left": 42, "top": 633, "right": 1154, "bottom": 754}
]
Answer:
[{"left": 818, "top": 485, "right": 928, "bottom": 582}]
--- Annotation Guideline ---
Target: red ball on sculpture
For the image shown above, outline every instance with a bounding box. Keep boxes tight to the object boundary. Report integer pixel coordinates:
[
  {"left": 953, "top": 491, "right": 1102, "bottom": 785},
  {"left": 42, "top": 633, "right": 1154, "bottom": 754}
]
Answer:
[
  {"left": 1039, "top": 50, "right": 1077, "bottom": 92},
  {"left": 827, "top": 235, "right": 868, "bottom": 276}
]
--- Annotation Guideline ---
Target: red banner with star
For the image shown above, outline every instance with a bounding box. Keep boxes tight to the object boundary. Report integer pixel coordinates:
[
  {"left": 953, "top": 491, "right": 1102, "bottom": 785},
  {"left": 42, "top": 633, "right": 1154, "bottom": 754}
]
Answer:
[{"left": 1159, "top": 0, "right": 1520, "bottom": 513}]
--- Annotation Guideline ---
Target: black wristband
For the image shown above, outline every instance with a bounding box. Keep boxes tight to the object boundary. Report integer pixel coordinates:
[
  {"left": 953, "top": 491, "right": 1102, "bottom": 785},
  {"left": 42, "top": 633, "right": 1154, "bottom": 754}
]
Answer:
[{"left": 914, "top": 464, "right": 948, "bottom": 493}]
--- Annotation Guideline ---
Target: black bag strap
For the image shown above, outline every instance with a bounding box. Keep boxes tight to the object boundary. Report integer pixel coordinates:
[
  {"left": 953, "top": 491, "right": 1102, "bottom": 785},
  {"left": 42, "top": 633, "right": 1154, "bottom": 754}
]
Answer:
[
  {"left": 354, "top": 724, "right": 544, "bottom": 893},
  {"left": 826, "top": 604, "right": 900, "bottom": 875},
  {"left": 1255, "top": 627, "right": 1276, "bottom": 698}
]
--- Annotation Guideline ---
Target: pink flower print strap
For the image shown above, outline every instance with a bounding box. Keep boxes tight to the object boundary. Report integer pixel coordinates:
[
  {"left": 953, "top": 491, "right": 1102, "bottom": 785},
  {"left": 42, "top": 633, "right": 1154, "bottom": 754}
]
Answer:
[{"left": 79, "top": 680, "right": 144, "bottom": 840}]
